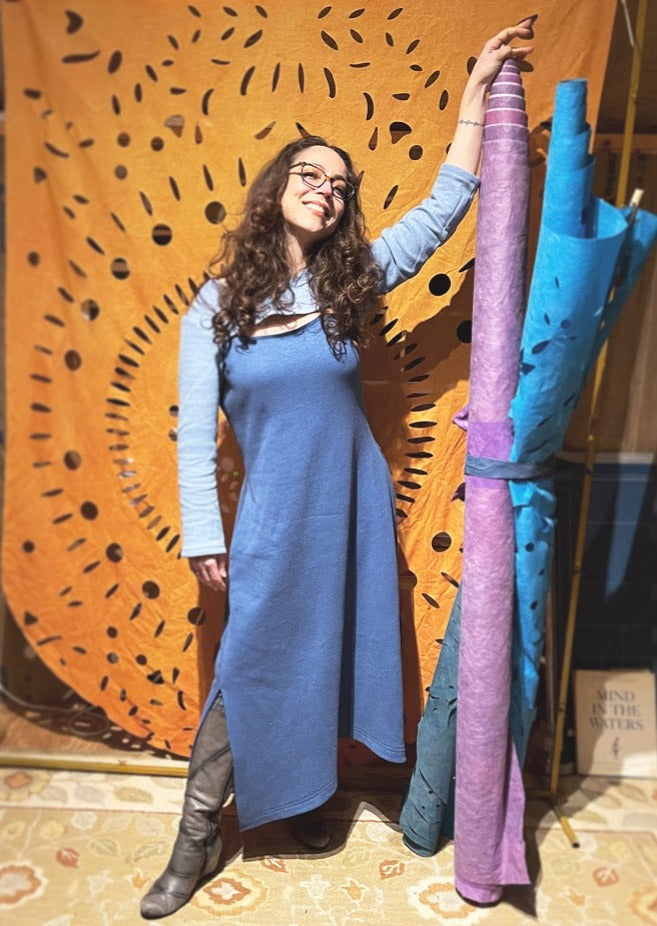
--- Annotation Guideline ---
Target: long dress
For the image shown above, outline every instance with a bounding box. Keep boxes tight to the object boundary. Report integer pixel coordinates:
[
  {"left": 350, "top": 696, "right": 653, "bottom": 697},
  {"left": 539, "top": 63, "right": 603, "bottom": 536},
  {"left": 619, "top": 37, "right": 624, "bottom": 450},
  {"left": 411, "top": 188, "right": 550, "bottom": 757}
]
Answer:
[{"left": 177, "top": 164, "right": 479, "bottom": 831}]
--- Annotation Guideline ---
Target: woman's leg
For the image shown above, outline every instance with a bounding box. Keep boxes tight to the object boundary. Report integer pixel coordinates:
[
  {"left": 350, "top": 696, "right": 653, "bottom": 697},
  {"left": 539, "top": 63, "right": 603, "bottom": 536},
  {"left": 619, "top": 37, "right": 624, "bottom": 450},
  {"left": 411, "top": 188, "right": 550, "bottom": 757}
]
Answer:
[
  {"left": 140, "top": 691, "right": 233, "bottom": 920},
  {"left": 290, "top": 806, "right": 331, "bottom": 851}
]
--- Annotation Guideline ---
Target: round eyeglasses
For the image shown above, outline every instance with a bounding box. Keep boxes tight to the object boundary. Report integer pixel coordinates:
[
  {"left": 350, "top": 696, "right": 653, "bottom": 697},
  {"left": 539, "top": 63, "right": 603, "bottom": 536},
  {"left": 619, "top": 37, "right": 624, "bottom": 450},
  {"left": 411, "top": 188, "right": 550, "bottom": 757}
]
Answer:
[{"left": 289, "top": 161, "right": 356, "bottom": 202}]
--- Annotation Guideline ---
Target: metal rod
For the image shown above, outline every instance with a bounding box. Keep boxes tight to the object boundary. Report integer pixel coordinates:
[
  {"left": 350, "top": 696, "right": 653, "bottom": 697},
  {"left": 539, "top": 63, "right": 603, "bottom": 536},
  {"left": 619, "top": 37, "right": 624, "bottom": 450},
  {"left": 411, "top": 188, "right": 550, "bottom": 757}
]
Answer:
[{"left": 0, "top": 750, "right": 188, "bottom": 776}]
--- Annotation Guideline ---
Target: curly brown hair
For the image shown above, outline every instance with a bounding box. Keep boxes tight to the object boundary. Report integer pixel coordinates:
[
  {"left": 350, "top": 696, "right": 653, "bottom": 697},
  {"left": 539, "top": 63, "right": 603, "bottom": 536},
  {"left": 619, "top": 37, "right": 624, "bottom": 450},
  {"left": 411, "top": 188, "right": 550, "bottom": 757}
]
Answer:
[{"left": 209, "top": 136, "right": 382, "bottom": 356}]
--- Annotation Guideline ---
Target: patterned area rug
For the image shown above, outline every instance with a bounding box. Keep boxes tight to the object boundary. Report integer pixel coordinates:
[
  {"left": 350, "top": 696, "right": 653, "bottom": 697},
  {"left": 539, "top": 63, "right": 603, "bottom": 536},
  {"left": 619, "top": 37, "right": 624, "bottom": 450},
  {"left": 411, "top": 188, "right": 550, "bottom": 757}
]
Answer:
[{"left": 1, "top": 768, "right": 656, "bottom": 925}]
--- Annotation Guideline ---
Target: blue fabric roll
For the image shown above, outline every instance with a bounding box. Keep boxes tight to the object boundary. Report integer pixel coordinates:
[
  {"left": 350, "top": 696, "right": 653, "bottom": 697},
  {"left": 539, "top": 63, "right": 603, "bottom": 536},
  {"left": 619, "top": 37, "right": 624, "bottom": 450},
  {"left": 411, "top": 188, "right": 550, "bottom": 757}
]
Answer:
[
  {"left": 508, "top": 80, "right": 657, "bottom": 763},
  {"left": 551, "top": 80, "right": 588, "bottom": 136}
]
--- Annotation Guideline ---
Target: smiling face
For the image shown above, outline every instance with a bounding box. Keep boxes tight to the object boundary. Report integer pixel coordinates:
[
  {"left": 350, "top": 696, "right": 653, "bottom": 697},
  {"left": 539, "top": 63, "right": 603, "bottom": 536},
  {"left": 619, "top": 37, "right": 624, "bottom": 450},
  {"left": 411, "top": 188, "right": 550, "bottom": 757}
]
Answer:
[{"left": 280, "top": 144, "right": 349, "bottom": 261}]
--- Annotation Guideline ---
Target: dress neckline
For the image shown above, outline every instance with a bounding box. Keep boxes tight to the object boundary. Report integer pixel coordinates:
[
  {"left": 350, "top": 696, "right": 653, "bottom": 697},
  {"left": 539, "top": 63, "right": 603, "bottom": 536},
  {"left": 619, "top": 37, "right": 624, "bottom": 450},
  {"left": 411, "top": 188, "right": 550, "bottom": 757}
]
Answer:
[{"left": 248, "top": 313, "right": 322, "bottom": 340}]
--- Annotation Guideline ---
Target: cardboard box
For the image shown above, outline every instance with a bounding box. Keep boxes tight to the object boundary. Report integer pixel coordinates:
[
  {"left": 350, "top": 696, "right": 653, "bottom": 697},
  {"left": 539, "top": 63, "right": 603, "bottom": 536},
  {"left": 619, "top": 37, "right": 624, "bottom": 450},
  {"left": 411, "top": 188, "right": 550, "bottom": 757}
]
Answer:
[{"left": 574, "top": 670, "right": 657, "bottom": 777}]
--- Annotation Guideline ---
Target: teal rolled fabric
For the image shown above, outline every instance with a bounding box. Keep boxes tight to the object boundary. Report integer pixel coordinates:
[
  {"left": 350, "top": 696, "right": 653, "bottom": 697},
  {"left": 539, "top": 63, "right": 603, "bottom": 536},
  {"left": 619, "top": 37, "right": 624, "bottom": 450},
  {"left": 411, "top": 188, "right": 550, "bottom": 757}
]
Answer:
[{"left": 508, "top": 78, "right": 657, "bottom": 772}]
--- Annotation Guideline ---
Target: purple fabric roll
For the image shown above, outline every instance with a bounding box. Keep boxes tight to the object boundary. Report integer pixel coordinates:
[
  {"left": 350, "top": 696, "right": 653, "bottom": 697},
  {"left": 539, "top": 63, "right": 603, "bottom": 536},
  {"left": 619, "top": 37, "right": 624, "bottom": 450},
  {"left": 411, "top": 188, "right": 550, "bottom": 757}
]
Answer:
[
  {"left": 454, "top": 59, "right": 531, "bottom": 903},
  {"left": 484, "top": 124, "right": 529, "bottom": 143},
  {"left": 485, "top": 109, "right": 528, "bottom": 127},
  {"left": 488, "top": 95, "right": 527, "bottom": 112}
]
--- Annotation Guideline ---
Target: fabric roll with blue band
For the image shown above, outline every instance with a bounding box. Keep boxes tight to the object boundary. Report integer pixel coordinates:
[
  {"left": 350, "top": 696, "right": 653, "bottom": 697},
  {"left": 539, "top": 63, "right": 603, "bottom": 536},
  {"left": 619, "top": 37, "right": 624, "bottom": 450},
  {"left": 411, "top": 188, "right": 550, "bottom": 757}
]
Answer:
[{"left": 464, "top": 455, "right": 554, "bottom": 481}]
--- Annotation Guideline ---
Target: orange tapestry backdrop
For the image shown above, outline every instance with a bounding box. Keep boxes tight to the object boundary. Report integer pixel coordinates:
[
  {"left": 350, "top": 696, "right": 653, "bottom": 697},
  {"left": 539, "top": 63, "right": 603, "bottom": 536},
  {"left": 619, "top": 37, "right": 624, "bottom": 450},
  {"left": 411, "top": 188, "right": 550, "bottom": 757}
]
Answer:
[{"left": 2, "top": 1, "right": 615, "bottom": 756}]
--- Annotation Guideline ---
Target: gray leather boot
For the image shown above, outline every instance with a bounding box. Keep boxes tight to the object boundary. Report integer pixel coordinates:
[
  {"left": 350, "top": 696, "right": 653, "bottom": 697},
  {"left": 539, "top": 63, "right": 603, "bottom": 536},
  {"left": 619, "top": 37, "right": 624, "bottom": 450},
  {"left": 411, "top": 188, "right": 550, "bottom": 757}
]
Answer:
[{"left": 140, "top": 696, "right": 233, "bottom": 919}]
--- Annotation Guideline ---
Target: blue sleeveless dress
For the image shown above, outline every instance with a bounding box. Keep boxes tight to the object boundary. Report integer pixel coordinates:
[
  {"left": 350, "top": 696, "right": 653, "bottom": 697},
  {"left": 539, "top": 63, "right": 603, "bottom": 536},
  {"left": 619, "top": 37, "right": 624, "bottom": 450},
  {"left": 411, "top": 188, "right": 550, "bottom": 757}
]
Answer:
[{"left": 177, "top": 164, "right": 479, "bottom": 830}]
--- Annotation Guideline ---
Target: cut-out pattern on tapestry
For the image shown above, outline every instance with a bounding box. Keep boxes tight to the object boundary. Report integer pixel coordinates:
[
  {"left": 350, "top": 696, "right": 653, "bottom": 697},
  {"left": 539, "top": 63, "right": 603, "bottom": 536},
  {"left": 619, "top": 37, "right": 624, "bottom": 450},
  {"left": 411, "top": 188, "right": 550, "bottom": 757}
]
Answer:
[{"left": 2, "top": 0, "right": 615, "bottom": 755}]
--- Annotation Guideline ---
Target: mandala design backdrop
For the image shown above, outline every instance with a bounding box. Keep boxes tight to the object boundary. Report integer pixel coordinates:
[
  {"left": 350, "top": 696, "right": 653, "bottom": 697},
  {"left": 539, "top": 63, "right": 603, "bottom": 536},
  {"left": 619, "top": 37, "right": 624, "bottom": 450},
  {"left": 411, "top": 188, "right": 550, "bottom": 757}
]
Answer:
[{"left": 1, "top": 0, "right": 615, "bottom": 756}]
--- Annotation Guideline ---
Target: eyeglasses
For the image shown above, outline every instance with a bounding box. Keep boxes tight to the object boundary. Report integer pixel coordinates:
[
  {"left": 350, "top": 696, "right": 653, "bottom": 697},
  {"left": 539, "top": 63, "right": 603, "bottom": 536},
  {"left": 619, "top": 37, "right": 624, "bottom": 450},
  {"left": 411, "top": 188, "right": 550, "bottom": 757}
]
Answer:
[{"left": 288, "top": 161, "right": 356, "bottom": 202}]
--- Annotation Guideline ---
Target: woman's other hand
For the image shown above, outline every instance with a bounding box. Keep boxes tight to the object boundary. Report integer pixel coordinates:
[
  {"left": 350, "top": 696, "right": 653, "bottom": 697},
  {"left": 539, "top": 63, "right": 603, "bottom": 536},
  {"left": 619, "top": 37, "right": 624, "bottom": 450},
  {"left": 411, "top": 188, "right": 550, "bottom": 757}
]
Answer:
[{"left": 188, "top": 553, "right": 228, "bottom": 592}]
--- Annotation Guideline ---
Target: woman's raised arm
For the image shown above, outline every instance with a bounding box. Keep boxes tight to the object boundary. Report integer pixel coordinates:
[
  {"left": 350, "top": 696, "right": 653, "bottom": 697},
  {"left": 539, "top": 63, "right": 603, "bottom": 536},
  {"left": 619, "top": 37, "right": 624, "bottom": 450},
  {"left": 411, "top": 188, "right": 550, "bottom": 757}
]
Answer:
[
  {"left": 445, "top": 18, "right": 535, "bottom": 175},
  {"left": 370, "top": 19, "right": 535, "bottom": 292}
]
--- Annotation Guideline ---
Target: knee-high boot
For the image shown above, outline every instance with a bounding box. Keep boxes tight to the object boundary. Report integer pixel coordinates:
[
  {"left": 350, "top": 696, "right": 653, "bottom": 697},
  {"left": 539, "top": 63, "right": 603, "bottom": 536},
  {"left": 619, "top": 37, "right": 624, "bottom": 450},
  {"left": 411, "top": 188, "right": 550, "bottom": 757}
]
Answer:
[{"left": 140, "top": 694, "right": 233, "bottom": 920}]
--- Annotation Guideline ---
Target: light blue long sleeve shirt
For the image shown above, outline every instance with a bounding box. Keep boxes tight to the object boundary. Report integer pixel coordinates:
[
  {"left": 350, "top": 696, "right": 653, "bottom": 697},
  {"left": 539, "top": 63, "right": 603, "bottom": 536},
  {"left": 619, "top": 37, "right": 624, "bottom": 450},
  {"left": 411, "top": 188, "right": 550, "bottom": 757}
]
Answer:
[{"left": 177, "top": 163, "right": 480, "bottom": 557}]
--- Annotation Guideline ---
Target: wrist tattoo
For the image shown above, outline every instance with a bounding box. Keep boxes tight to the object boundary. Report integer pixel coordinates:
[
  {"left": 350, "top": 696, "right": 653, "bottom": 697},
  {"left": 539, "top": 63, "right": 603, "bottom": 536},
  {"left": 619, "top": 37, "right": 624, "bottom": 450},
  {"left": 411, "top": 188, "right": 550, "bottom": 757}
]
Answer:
[{"left": 458, "top": 118, "right": 484, "bottom": 127}]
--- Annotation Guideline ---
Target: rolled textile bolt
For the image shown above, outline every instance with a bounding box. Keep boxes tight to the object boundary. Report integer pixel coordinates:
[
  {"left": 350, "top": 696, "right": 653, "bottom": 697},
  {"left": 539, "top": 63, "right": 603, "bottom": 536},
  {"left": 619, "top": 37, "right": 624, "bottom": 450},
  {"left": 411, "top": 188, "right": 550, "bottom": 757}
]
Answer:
[{"left": 454, "top": 56, "right": 531, "bottom": 905}]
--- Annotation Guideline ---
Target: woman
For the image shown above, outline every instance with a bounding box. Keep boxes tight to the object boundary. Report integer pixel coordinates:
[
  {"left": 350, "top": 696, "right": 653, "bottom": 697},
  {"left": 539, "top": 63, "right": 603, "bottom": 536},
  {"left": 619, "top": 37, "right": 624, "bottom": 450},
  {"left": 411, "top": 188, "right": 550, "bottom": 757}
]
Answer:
[{"left": 141, "top": 21, "right": 535, "bottom": 920}]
